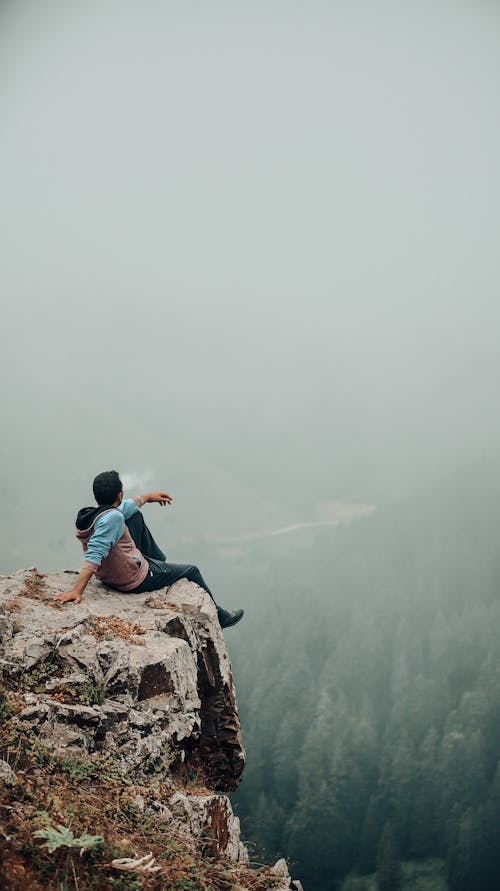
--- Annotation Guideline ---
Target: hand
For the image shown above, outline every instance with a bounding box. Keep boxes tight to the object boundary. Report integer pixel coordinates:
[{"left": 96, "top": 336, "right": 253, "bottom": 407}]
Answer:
[
  {"left": 53, "top": 567, "right": 93, "bottom": 604},
  {"left": 53, "top": 590, "right": 81, "bottom": 604},
  {"left": 145, "top": 492, "right": 173, "bottom": 506}
]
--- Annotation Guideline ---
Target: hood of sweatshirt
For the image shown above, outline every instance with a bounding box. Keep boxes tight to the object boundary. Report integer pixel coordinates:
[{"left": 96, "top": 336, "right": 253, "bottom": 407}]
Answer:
[{"left": 75, "top": 505, "right": 116, "bottom": 532}]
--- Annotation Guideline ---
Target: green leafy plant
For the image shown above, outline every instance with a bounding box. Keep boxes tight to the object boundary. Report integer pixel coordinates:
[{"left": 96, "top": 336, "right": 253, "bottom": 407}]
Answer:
[
  {"left": 76, "top": 680, "right": 106, "bottom": 705},
  {"left": 33, "top": 824, "right": 104, "bottom": 853},
  {"left": 20, "top": 658, "right": 62, "bottom": 693},
  {"left": 0, "top": 691, "right": 13, "bottom": 724}
]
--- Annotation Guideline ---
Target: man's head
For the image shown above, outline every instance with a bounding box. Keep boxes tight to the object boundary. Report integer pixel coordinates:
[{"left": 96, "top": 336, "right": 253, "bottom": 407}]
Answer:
[{"left": 93, "top": 470, "right": 123, "bottom": 506}]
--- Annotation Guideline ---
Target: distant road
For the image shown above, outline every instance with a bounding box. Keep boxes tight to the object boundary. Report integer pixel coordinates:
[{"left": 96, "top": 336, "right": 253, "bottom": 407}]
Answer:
[{"left": 210, "top": 504, "right": 376, "bottom": 544}]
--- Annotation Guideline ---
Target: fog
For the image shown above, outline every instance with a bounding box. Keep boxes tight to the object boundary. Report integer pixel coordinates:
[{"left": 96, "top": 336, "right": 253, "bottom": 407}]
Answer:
[
  {"left": 2, "top": 4, "right": 500, "bottom": 888},
  {"left": 1, "top": 0, "right": 499, "bottom": 558}
]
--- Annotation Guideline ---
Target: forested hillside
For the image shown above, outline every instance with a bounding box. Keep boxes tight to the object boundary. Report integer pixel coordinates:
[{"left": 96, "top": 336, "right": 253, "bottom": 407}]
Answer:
[{"left": 213, "top": 467, "right": 500, "bottom": 891}]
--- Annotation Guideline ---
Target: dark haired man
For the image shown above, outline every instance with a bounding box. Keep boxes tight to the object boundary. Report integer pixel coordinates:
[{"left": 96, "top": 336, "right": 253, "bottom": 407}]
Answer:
[{"left": 53, "top": 470, "right": 244, "bottom": 629}]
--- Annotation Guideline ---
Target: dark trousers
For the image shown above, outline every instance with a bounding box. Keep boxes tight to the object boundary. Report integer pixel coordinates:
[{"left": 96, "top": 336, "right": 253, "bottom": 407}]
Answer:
[{"left": 125, "top": 512, "right": 215, "bottom": 601}]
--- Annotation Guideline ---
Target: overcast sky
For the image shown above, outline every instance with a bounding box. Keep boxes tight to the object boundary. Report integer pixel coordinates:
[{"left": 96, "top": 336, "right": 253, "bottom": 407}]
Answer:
[{"left": 1, "top": 0, "right": 500, "bottom": 568}]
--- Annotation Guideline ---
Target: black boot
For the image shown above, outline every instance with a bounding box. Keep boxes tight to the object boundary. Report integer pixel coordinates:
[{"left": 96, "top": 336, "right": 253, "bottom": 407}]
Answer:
[{"left": 217, "top": 606, "right": 244, "bottom": 629}]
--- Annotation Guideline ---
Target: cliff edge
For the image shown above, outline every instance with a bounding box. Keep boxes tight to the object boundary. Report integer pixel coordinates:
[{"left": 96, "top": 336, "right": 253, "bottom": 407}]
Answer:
[{"left": 0, "top": 568, "right": 303, "bottom": 890}]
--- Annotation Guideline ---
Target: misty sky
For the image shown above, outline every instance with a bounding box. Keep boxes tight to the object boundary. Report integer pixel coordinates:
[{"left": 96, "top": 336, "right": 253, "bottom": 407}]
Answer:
[{"left": 1, "top": 0, "right": 500, "bottom": 570}]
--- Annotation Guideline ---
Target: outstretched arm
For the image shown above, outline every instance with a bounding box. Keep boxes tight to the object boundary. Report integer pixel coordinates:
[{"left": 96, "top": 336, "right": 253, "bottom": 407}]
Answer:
[{"left": 138, "top": 492, "right": 173, "bottom": 507}]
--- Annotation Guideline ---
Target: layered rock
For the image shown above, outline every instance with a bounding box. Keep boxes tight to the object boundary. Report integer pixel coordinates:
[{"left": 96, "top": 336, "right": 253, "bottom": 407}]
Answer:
[
  {"left": 0, "top": 568, "right": 303, "bottom": 888},
  {"left": 0, "top": 569, "right": 244, "bottom": 791}
]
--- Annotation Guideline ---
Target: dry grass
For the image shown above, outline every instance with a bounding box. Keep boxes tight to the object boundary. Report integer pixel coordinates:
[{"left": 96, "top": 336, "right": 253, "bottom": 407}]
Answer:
[
  {"left": 19, "top": 569, "right": 48, "bottom": 601},
  {"left": 144, "top": 598, "right": 181, "bottom": 611},
  {"left": 0, "top": 687, "right": 279, "bottom": 891},
  {"left": 89, "top": 616, "right": 146, "bottom": 646},
  {"left": 19, "top": 569, "right": 62, "bottom": 610}
]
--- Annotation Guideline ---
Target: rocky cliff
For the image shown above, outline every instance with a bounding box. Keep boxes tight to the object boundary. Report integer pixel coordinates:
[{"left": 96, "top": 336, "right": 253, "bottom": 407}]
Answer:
[{"left": 0, "top": 569, "right": 303, "bottom": 890}]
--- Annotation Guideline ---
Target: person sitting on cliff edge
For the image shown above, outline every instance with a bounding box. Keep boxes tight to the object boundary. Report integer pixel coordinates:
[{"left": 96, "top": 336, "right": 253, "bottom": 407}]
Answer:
[{"left": 53, "top": 469, "right": 244, "bottom": 629}]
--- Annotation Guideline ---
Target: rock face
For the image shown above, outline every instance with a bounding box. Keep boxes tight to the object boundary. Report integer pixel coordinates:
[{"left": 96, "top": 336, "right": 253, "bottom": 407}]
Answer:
[
  {"left": 0, "top": 568, "right": 304, "bottom": 888},
  {"left": 168, "top": 790, "right": 249, "bottom": 862},
  {"left": 0, "top": 569, "right": 244, "bottom": 792}
]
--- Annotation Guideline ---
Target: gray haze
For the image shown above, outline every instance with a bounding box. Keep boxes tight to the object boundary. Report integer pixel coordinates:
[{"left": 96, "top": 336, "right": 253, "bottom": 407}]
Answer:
[{"left": 1, "top": 0, "right": 500, "bottom": 572}]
